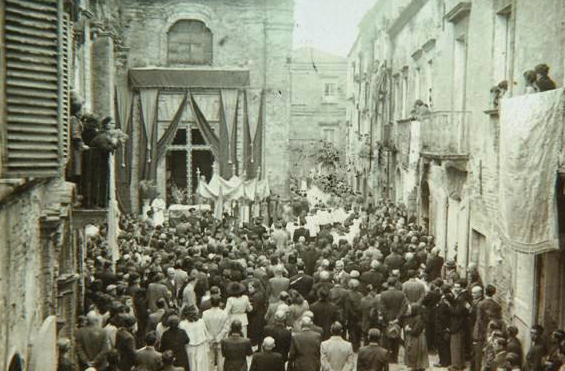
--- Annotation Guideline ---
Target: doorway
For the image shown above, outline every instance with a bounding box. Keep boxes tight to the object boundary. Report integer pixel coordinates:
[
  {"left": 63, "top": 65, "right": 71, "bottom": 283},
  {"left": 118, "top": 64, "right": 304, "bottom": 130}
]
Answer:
[
  {"left": 192, "top": 150, "right": 214, "bottom": 196},
  {"left": 421, "top": 180, "right": 431, "bottom": 232}
]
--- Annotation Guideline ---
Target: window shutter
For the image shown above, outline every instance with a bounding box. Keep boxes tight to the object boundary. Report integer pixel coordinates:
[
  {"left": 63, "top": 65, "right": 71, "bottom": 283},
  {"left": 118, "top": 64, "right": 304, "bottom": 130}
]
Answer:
[
  {"left": 3, "top": 0, "right": 63, "bottom": 178},
  {"left": 61, "top": 12, "right": 71, "bottom": 164}
]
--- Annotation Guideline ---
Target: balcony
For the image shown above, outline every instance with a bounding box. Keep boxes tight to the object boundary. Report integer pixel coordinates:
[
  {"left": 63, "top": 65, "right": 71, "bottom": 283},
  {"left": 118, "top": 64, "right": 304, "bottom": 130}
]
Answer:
[{"left": 420, "top": 111, "right": 471, "bottom": 160}]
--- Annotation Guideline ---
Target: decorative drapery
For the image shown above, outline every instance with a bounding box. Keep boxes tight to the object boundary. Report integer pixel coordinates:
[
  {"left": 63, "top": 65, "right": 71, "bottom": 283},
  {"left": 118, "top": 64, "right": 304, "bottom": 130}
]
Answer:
[
  {"left": 156, "top": 92, "right": 189, "bottom": 161},
  {"left": 221, "top": 89, "right": 240, "bottom": 175},
  {"left": 114, "top": 86, "right": 133, "bottom": 212},
  {"left": 242, "top": 90, "right": 252, "bottom": 177},
  {"left": 497, "top": 88, "right": 564, "bottom": 254},
  {"left": 139, "top": 89, "right": 159, "bottom": 179},
  {"left": 218, "top": 92, "right": 231, "bottom": 179},
  {"left": 198, "top": 173, "right": 271, "bottom": 201},
  {"left": 251, "top": 89, "right": 265, "bottom": 177},
  {"left": 189, "top": 91, "right": 221, "bottom": 160}
]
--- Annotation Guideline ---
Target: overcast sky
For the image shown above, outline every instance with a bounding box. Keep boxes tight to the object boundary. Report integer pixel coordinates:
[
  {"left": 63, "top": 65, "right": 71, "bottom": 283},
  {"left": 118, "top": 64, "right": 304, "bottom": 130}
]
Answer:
[{"left": 293, "top": 0, "right": 376, "bottom": 57}]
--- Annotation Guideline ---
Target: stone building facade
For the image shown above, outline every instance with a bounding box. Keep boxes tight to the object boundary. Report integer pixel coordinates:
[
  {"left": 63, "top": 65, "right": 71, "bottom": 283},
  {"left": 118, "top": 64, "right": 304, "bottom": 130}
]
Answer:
[
  {"left": 90, "top": 0, "right": 295, "bottom": 210},
  {"left": 0, "top": 1, "right": 85, "bottom": 369},
  {"left": 290, "top": 47, "right": 348, "bottom": 180},
  {"left": 347, "top": 0, "right": 565, "bottom": 346}
]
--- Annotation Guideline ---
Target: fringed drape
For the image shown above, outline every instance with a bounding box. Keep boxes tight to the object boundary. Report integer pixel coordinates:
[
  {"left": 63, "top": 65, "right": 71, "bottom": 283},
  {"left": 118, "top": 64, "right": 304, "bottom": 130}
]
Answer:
[
  {"left": 139, "top": 89, "right": 159, "bottom": 180},
  {"left": 114, "top": 86, "right": 133, "bottom": 212},
  {"left": 189, "top": 90, "right": 221, "bottom": 160}
]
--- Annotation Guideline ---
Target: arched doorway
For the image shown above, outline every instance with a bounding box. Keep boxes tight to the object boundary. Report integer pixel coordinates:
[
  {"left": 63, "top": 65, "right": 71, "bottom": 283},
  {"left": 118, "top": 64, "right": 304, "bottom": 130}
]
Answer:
[
  {"left": 8, "top": 353, "right": 23, "bottom": 371},
  {"left": 421, "top": 181, "right": 431, "bottom": 233}
]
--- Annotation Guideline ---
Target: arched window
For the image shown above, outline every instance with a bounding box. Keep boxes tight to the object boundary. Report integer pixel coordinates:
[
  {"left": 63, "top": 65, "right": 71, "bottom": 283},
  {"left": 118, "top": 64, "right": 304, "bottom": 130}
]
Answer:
[{"left": 167, "top": 20, "right": 213, "bottom": 65}]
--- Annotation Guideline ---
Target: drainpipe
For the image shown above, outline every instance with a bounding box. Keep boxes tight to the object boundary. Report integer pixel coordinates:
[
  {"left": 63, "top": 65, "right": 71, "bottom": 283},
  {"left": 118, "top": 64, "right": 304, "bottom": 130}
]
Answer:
[{"left": 465, "top": 200, "right": 471, "bottom": 277}]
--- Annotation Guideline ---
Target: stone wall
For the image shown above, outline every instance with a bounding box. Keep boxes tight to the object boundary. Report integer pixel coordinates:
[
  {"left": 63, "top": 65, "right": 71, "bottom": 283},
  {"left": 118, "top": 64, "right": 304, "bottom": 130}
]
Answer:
[
  {"left": 0, "top": 180, "right": 75, "bottom": 371},
  {"left": 113, "top": 0, "right": 294, "bottom": 201}
]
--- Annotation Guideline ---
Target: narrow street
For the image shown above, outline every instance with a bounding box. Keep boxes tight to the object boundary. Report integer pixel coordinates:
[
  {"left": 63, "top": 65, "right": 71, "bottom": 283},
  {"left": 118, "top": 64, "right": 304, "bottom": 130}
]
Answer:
[{"left": 1, "top": 1, "right": 565, "bottom": 371}]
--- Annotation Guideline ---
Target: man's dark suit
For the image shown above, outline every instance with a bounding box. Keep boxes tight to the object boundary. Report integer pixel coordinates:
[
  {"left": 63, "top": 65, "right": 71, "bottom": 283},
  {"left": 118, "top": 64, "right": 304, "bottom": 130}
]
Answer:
[
  {"left": 221, "top": 335, "right": 253, "bottom": 371},
  {"left": 289, "top": 272, "right": 314, "bottom": 300},
  {"left": 378, "top": 288, "right": 408, "bottom": 322},
  {"left": 425, "top": 255, "right": 444, "bottom": 281},
  {"left": 473, "top": 297, "right": 502, "bottom": 341},
  {"left": 75, "top": 325, "right": 110, "bottom": 370},
  {"left": 378, "top": 288, "right": 408, "bottom": 363},
  {"left": 263, "top": 323, "right": 292, "bottom": 362},
  {"left": 288, "top": 329, "right": 322, "bottom": 371},
  {"left": 310, "top": 300, "right": 340, "bottom": 340},
  {"left": 293, "top": 227, "right": 311, "bottom": 243},
  {"left": 383, "top": 253, "right": 404, "bottom": 273},
  {"left": 357, "top": 344, "right": 389, "bottom": 371},
  {"left": 136, "top": 346, "right": 162, "bottom": 371},
  {"left": 116, "top": 328, "right": 137, "bottom": 371},
  {"left": 249, "top": 350, "right": 285, "bottom": 371},
  {"left": 300, "top": 248, "right": 320, "bottom": 276},
  {"left": 159, "top": 328, "right": 189, "bottom": 371},
  {"left": 360, "top": 270, "right": 384, "bottom": 291}
]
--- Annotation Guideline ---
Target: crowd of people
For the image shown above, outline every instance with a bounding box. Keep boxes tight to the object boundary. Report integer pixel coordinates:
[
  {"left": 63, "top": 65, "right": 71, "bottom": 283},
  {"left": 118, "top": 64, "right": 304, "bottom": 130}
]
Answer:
[{"left": 57, "top": 197, "right": 565, "bottom": 371}]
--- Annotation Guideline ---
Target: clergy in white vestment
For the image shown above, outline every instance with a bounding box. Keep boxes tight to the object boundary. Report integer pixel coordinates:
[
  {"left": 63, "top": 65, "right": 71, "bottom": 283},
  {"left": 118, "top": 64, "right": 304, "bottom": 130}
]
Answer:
[
  {"left": 202, "top": 296, "right": 229, "bottom": 371},
  {"left": 180, "top": 306, "right": 210, "bottom": 371}
]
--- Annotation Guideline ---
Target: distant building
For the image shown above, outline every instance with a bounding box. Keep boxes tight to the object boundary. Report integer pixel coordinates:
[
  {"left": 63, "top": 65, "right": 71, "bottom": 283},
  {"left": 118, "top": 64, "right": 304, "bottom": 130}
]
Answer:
[
  {"left": 348, "top": 0, "right": 565, "bottom": 346},
  {"left": 290, "top": 47, "right": 348, "bottom": 179}
]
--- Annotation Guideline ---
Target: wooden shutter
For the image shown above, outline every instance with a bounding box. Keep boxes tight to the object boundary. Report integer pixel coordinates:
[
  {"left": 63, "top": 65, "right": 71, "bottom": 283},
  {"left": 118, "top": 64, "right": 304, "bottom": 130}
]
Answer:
[
  {"left": 61, "top": 12, "right": 71, "bottom": 164},
  {"left": 3, "top": 0, "right": 62, "bottom": 177}
]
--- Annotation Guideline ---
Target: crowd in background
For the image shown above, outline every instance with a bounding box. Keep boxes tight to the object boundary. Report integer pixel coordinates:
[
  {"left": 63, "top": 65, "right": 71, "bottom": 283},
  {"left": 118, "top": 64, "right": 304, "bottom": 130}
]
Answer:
[{"left": 56, "top": 197, "right": 565, "bottom": 371}]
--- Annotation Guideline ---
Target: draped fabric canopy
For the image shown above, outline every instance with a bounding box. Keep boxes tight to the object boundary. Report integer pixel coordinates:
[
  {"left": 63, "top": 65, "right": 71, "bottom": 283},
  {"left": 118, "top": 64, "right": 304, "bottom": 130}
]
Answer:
[
  {"left": 198, "top": 173, "right": 271, "bottom": 201},
  {"left": 497, "top": 88, "right": 564, "bottom": 254}
]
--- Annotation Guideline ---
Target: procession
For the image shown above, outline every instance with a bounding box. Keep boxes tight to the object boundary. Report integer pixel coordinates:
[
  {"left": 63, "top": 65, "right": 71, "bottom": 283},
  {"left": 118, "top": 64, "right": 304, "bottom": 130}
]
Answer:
[{"left": 2, "top": 0, "right": 565, "bottom": 371}]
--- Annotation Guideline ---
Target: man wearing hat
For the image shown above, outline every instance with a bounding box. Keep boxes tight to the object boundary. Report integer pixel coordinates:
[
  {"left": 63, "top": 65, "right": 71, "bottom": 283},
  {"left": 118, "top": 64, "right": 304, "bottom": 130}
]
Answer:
[{"left": 249, "top": 337, "right": 285, "bottom": 371}]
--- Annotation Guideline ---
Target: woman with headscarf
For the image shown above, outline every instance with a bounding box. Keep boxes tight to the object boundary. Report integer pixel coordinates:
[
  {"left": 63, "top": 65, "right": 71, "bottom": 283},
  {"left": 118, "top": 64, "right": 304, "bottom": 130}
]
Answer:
[
  {"left": 180, "top": 306, "right": 210, "bottom": 371},
  {"left": 225, "top": 282, "right": 253, "bottom": 337},
  {"left": 403, "top": 304, "right": 429, "bottom": 371}
]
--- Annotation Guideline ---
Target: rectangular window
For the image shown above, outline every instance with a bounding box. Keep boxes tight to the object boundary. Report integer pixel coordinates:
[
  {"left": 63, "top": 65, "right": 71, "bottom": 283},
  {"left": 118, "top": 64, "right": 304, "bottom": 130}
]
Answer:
[
  {"left": 494, "top": 7, "right": 512, "bottom": 83},
  {"left": 323, "top": 128, "right": 336, "bottom": 144},
  {"left": 453, "top": 36, "right": 467, "bottom": 110},
  {"left": 401, "top": 73, "right": 408, "bottom": 118},
  {"left": 415, "top": 68, "right": 421, "bottom": 100},
  {"left": 426, "top": 60, "right": 433, "bottom": 108},
  {"left": 324, "top": 83, "right": 337, "bottom": 97}
]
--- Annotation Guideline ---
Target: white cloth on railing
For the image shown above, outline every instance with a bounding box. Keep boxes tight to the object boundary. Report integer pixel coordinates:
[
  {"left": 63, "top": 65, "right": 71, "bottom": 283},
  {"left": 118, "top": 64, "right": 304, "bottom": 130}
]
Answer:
[{"left": 497, "top": 88, "right": 563, "bottom": 254}]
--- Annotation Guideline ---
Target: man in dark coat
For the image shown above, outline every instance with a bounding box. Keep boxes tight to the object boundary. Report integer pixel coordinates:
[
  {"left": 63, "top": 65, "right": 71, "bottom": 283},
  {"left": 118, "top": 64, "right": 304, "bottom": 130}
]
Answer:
[
  {"left": 345, "top": 279, "right": 363, "bottom": 352},
  {"left": 524, "top": 325, "right": 547, "bottom": 371},
  {"left": 115, "top": 315, "right": 137, "bottom": 371},
  {"left": 159, "top": 316, "right": 190, "bottom": 371},
  {"left": 293, "top": 220, "right": 311, "bottom": 243},
  {"left": 289, "top": 262, "right": 314, "bottom": 300},
  {"left": 75, "top": 313, "right": 110, "bottom": 370},
  {"left": 263, "top": 311, "right": 292, "bottom": 363},
  {"left": 136, "top": 331, "right": 162, "bottom": 371},
  {"left": 221, "top": 320, "right": 253, "bottom": 371},
  {"left": 383, "top": 247, "right": 404, "bottom": 273},
  {"left": 250, "top": 337, "right": 285, "bottom": 371},
  {"left": 425, "top": 247, "right": 444, "bottom": 281},
  {"left": 473, "top": 284, "right": 502, "bottom": 371},
  {"left": 357, "top": 329, "right": 389, "bottom": 371},
  {"left": 310, "top": 288, "right": 340, "bottom": 340},
  {"left": 378, "top": 277, "right": 408, "bottom": 363},
  {"left": 288, "top": 317, "right": 322, "bottom": 371},
  {"left": 360, "top": 260, "right": 385, "bottom": 292},
  {"left": 300, "top": 243, "right": 320, "bottom": 276}
]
